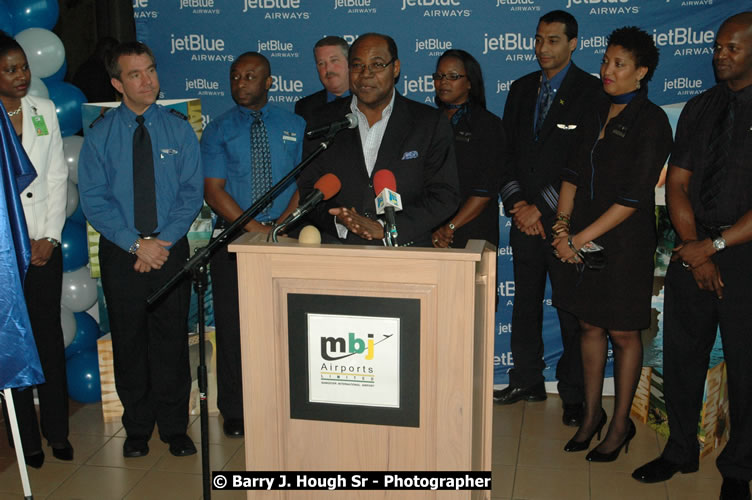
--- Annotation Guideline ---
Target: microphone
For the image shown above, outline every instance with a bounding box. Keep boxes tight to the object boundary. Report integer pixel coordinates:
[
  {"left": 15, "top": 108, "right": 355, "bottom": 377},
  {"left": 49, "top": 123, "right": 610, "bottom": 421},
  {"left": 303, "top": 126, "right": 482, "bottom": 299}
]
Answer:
[
  {"left": 305, "top": 113, "right": 358, "bottom": 139},
  {"left": 273, "top": 173, "right": 341, "bottom": 240},
  {"left": 373, "top": 169, "right": 402, "bottom": 246}
]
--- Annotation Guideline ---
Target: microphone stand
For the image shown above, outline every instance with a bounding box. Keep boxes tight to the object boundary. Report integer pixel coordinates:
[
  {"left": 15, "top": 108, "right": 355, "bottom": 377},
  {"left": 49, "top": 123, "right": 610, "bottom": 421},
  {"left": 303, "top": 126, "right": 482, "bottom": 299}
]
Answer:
[{"left": 145, "top": 128, "right": 339, "bottom": 500}]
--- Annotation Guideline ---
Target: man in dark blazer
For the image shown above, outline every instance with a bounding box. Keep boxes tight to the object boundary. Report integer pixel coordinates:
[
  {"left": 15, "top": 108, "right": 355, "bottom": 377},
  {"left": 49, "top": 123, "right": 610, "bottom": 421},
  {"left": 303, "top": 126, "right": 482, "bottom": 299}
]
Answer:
[
  {"left": 298, "top": 33, "right": 459, "bottom": 247},
  {"left": 294, "top": 36, "right": 350, "bottom": 124},
  {"left": 495, "top": 10, "right": 603, "bottom": 427}
]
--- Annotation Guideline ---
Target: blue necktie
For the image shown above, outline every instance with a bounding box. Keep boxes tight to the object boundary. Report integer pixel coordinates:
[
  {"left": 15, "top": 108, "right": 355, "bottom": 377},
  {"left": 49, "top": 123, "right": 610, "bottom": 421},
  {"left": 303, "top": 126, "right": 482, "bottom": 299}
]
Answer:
[{"left": 535, "top": 81, "right": 553, "bottom": 140}]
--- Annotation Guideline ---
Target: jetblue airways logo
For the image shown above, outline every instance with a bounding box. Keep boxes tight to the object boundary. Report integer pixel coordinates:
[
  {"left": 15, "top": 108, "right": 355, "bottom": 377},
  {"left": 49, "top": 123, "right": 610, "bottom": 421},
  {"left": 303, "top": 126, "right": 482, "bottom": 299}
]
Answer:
[
  {"left": 133, "top": 0, "right": 158, "bottom": 18},
  {"left": 663, "top": 77, "right": 703, "bottom": 95},
  {"left": 334, "top": 0, "right": 376, "bottom": 12},
  {"left": 257, "top": 39, "right": 300, "bottom": 58},
  {"left": 243, "top": 0, "right": 310, "bottom": 19},
  {"left": 495, "top": 0, "right": 540, "bottom": 11},
  {"left": 401, "top": 0, "right": 470, "bottom": 16},
  {"left": 483, "top": 33, "right": 536, "bottom": 62},
  {"left": 415, "top": 38, "right": 452, "bottom": 54},
  {"left": 170, "top": 34, "right": 233, "bottom": 62},
  {"left": 652, "top": 27, "right": 715, "bottom": 56},
  {"left": 565, "top": 0, "right": 639, "bottom": 14}
]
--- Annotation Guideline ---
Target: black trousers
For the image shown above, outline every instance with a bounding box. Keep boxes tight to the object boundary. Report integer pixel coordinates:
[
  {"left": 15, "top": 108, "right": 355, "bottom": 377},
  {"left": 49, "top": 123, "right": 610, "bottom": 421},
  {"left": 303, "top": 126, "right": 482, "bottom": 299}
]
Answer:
[
  {"left": 662, "top": 240, "right": 752, "bottom": 480},
  {"left": 209, "top": 244, "right": 243, "bottom": 420},
  {"left": 508, "top": 225, "right": 584, "bottom": 404},
  {"left": 99, "top": 236, "right": 191, "bottom": 441},
  {"left": 2, "top": 247, "right": 68, "bottom": 453}
]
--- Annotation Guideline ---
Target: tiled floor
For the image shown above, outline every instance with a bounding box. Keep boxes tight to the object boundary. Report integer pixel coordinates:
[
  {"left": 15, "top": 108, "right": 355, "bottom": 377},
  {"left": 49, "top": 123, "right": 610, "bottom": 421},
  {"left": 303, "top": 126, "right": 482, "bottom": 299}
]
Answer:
[{"left": 0, "top": 395, "right": 726, "bottom": 499}]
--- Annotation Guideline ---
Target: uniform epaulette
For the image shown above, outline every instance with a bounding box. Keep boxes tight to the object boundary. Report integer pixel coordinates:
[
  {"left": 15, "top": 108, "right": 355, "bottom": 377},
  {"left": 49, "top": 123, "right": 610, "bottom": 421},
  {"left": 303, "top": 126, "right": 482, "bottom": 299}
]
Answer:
[{"left": 168, "top": 108, "right": 188, "bottom": 120}]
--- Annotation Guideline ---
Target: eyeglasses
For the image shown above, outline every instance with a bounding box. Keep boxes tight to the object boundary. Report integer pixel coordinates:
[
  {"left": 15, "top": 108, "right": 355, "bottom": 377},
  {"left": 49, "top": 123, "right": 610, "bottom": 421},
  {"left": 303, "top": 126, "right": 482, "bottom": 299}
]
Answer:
[
  {"left": 432, "top": 72, "right": 466, "bottom": 81},
  {"left": 349, "top": 58, "right": 396, "bottom": 74}
]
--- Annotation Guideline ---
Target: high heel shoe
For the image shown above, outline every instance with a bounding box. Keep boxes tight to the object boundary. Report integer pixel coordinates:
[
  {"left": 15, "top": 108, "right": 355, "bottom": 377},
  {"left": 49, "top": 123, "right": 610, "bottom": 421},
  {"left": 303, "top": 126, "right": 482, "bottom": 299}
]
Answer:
[
  {"left": 586, "top": 419, "right": 636, "bottom": 462},
  {"left": 564, "top": 408, "right": 607, "bottom": 452}
]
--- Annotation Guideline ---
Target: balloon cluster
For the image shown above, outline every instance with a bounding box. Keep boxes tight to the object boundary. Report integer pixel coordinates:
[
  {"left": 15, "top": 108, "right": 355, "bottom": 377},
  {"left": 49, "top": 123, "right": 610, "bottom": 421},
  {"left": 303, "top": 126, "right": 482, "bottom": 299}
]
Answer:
[{"left": 2, "top": 0, "right": 99, "bottom": 403}]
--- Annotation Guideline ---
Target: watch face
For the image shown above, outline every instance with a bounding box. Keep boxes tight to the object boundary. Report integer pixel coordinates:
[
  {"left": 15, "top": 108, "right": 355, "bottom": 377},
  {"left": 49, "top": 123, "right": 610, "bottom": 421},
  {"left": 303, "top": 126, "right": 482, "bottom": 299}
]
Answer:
[{"left": 713, "top": 238, "right": 726, "bottom": 251}]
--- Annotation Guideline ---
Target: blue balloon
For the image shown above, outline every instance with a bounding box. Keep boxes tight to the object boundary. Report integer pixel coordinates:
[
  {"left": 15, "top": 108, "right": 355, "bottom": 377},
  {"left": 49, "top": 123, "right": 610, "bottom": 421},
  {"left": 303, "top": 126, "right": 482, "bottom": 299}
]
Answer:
[
  {"left": 0, "top": 1, "right": 13, "bottom": 35},
  {"left": 65, "top": 311, "right": 100, "bottom": 359},
  {"left": 66, "top": 349, "right": 101, "bottom": 404},
  {"left": 42, "top": 58, "right": 66, "bottom": 82},
  {"left": 46, "top": 81, "right": 87, "bottom": 136},
  {"left": 60, "top": 219, "right": 88, "bottom": 272},
  {"left": 7, "top": 0, "right": 59, "bottom": 33},
  {"left": 68, "top": 200, "right": 86, "bottom": 225}
]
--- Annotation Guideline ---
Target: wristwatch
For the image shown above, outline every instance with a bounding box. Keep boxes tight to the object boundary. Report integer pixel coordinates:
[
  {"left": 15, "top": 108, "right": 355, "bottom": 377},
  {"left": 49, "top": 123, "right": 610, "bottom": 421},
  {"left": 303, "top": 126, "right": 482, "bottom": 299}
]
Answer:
[
  {"left": 128, "top": 239, "right": 141, "bottom": 254},
  {"left": 448, "top": 222, "right": 456, "bottom": 231},
  {"left": 44, "top": 237, "right": 60, "bottom": 247},
  {"left": 712, "top": 236, "right": 727, "bottom": 252}
]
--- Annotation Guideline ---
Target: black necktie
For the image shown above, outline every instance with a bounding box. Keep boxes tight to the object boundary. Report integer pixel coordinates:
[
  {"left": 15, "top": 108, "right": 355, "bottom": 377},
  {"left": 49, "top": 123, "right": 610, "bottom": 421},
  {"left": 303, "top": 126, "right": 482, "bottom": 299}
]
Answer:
[
  {"left": 133, "top": 115, "right": 157, "bottom": 235},
  {"left": 535, "top": 81, "right": 553, "bottom": 140},
  {"left": 700, "top": 95, "right": 735, "bottom": 212}
]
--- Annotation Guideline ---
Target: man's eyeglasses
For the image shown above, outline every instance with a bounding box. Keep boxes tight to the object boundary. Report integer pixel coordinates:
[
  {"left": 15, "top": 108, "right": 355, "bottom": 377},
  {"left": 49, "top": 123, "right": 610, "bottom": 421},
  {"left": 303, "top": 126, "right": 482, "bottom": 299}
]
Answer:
[
  {"left": 349, "top": 58, "right": 396, "bottom": 74},
  {"left": 432, "top": 72, "right": 466, "bottom": 81}
]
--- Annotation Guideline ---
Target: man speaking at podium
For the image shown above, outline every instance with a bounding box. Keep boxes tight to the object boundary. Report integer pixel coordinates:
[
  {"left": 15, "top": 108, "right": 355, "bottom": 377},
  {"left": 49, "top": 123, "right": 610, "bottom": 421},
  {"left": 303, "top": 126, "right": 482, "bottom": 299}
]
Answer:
[
  {"left": 201, "top": 51, "right": 305, "bottom": 437},
  {"left": 298, "top": 33, "right": 459, "bottom": 247}
]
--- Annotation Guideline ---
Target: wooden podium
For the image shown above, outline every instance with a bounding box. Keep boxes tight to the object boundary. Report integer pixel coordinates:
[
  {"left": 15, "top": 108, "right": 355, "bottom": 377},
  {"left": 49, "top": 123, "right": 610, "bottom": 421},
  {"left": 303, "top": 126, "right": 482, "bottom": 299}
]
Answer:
[{"left": 229, "top": 234, "right": 496, "bottom": 499}]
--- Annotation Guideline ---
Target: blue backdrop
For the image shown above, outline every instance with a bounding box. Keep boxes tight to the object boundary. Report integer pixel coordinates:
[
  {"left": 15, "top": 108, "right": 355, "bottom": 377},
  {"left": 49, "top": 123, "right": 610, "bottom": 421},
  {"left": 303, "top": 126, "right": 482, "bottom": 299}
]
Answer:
[{"left": 134, "top": 0, "right": 745, "bottom": 387}]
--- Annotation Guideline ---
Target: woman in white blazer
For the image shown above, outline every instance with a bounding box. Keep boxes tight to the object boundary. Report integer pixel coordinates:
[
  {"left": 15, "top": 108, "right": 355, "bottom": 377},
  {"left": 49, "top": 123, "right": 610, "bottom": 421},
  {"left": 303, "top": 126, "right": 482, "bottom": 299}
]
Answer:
[{"left": 0, "top": 32, "right": 71, "bottom": 468}]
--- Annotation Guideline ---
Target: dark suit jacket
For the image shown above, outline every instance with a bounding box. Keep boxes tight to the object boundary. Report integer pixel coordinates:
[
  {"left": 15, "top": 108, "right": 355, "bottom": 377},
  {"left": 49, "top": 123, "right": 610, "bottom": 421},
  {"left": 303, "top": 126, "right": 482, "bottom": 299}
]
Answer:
[
  {"left": 500, "top": 63, "right": 603, "bottom": 222},
  {"left": 294, "top": 89, "right": 328, "bottom": 124},
  {"left": 298, "top": 93, "right": 460, "bottom": 247}
]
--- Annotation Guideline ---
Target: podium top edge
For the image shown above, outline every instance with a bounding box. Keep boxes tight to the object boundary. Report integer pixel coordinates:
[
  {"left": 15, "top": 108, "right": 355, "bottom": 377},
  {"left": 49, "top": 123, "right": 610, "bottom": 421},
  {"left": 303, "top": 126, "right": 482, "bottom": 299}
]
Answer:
[{"left": 228, "top": 233, "right": 495, "bottom": 262}]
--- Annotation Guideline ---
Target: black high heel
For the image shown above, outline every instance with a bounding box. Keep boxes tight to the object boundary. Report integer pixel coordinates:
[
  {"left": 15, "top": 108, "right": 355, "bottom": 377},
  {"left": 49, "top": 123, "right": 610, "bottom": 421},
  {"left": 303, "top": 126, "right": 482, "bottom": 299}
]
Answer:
[
  {"left": 564, "top": 408, "right": 607, "bottom": 452},
  {"left": 586, "top": 419, "right": 636, "bottom": 462}
]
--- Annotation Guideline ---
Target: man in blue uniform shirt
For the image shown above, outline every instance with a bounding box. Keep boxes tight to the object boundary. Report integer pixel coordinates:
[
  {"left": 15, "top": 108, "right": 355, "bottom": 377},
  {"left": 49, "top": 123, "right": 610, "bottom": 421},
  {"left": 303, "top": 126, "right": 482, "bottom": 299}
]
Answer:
[
  {"left": 78, "top": 42, "right": 203, "bottom": 458},
  {"left": 201, "top": 51, "right": 304, "bottom": 437}
]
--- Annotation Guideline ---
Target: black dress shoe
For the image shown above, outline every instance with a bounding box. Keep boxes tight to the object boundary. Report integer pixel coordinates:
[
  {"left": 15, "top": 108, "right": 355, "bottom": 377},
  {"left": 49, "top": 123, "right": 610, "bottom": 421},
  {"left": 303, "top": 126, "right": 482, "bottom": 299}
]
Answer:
[
  {"left": 587, "top": 419, "right": 636, "bottom": 462},
  {"left": 562, "top": 402, "right": 585, "bottom": 427},
  {"left": 167, "top": 434, "right": 197, "bottom": 457},
  {"left": 50, "top": 439, "right": 74, "bottom": 461},
  {"left": 123, "top": 437, "right": 149, "bottom": 458},
  {"left": 223, "top": 418, "right": 244, "bottom": 438},
  {"left": 25, "top": 451, "right": 44, "bottom": 469},
  {"left": 632, "top": 456, "right": 698, "bottom": 483},
  {"left": 493, "top": 382, "right": 546, "bottom": 405},
  {"left": 720, "top": 477, "right": 750, "bottom": 500}
]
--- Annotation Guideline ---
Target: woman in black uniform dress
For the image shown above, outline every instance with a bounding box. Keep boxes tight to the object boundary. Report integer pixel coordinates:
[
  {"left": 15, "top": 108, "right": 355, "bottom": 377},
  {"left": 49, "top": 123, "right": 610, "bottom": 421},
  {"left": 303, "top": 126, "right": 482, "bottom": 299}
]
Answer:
[
  {"left": 552, "top": 27, "right": 672, "bottom": 462},
  {"left": 431, "top": 49, "right": 503, "bottom": 249}
]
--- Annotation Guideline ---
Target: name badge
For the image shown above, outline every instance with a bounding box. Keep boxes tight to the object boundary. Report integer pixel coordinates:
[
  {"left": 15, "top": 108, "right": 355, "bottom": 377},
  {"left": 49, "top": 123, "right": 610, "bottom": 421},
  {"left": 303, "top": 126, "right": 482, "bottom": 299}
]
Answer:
[
  {"left": 32, "top": 115, "right": 48, "bottom": 136},
  {"left": 282, "top": 131, "right": 297, "bottom": 142}
]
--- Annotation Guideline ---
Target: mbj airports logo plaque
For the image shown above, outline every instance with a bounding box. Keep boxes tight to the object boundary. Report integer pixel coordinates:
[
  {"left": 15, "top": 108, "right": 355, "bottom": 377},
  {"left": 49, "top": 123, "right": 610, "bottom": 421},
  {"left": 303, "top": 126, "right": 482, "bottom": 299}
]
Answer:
[{"left": 309, "top": 313, "right": 400, "bottom": 408}]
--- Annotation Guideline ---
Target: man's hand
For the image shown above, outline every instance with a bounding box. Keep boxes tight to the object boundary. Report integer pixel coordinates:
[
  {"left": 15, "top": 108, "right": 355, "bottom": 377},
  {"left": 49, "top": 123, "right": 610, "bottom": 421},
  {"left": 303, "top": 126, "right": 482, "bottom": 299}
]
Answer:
[
  {"left": 689, "top": 260, "right": 724, "bottom": 299},
  {"left": 329, "top": 207, "right": 385, "bottom": 241},
  {"left": 134, "top": 238, "right": 171, "bottom": 270},
  {"left": 30, "top": 239, "right": 54, "bottom": 266},
  {"left": 133, "top": 258, "right": 152, "bottom": 273},
  {"left": 671, "top": 239, "right": 714, "bottom": 269},
  {"left": 509, "top": 201, "right": 545, "bottom": 238},
  {"left": 432, "top": 224, "right": 453, "bottom": 248}
]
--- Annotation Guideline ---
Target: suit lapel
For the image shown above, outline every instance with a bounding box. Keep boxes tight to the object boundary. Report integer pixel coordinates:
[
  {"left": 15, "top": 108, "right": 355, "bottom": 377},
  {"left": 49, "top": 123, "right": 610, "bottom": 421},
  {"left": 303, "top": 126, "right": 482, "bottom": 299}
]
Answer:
[
  {"left": 21, "top": 97, "right": 37, "bottom": 153},
  {"left": 372, "top": 94, "right": 411, "bottom": 178},
  {"left": 537, "top": 65, "right": 581, "bottom": 140}
]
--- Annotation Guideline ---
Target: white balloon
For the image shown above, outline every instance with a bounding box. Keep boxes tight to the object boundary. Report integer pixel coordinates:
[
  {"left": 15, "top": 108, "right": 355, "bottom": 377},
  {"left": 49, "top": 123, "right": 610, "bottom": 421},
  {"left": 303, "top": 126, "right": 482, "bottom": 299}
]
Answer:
[
  {"left": 65, "top": 179, "right": 78, "bottom": 217},
  {"left": 62, "top": 135, "right": 84, "bottom": 184},
  {"left": 61, "top": 305, "right": 76, "bottom": 348},
  {"left": 61, "top": 266, "right": 98, "bottom": 313},
  {"left": 28, "top": 77, "right": 49, "bottom": 99},
  {"left": 15, "top": 28, "right": 65, "bottom": 79}
]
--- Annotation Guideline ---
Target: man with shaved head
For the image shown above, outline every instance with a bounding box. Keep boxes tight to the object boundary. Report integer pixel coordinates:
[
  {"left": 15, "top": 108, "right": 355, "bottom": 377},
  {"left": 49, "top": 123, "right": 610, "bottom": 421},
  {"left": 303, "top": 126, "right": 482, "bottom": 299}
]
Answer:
[
  {"left": 201, "top": 51, "right": 305, "bottom": 437},
  {"left": 633, "top": 13, "right": 752, "bottom": 499}
]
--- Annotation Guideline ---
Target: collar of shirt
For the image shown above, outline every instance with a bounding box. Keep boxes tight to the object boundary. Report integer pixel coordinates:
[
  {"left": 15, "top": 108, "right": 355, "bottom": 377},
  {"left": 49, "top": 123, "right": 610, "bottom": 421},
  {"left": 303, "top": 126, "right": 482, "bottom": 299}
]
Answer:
[
  {"left": 235, "top": 101, "right": 270, "bottom": 119},
  {"left": 723, "top": 81, "right": 752, "bottom": 103},
  {"left": 542, "top": 61, "right": 571, "bottom": 94},
  {"left": 327, "top": 90, "right": 350, "bottom": 102},
  {"left": 350, "top": 90, "right": 396, "bottom": 176},
  {"left": 117, "top": 102, "right": 158, "bottom": 127}
]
